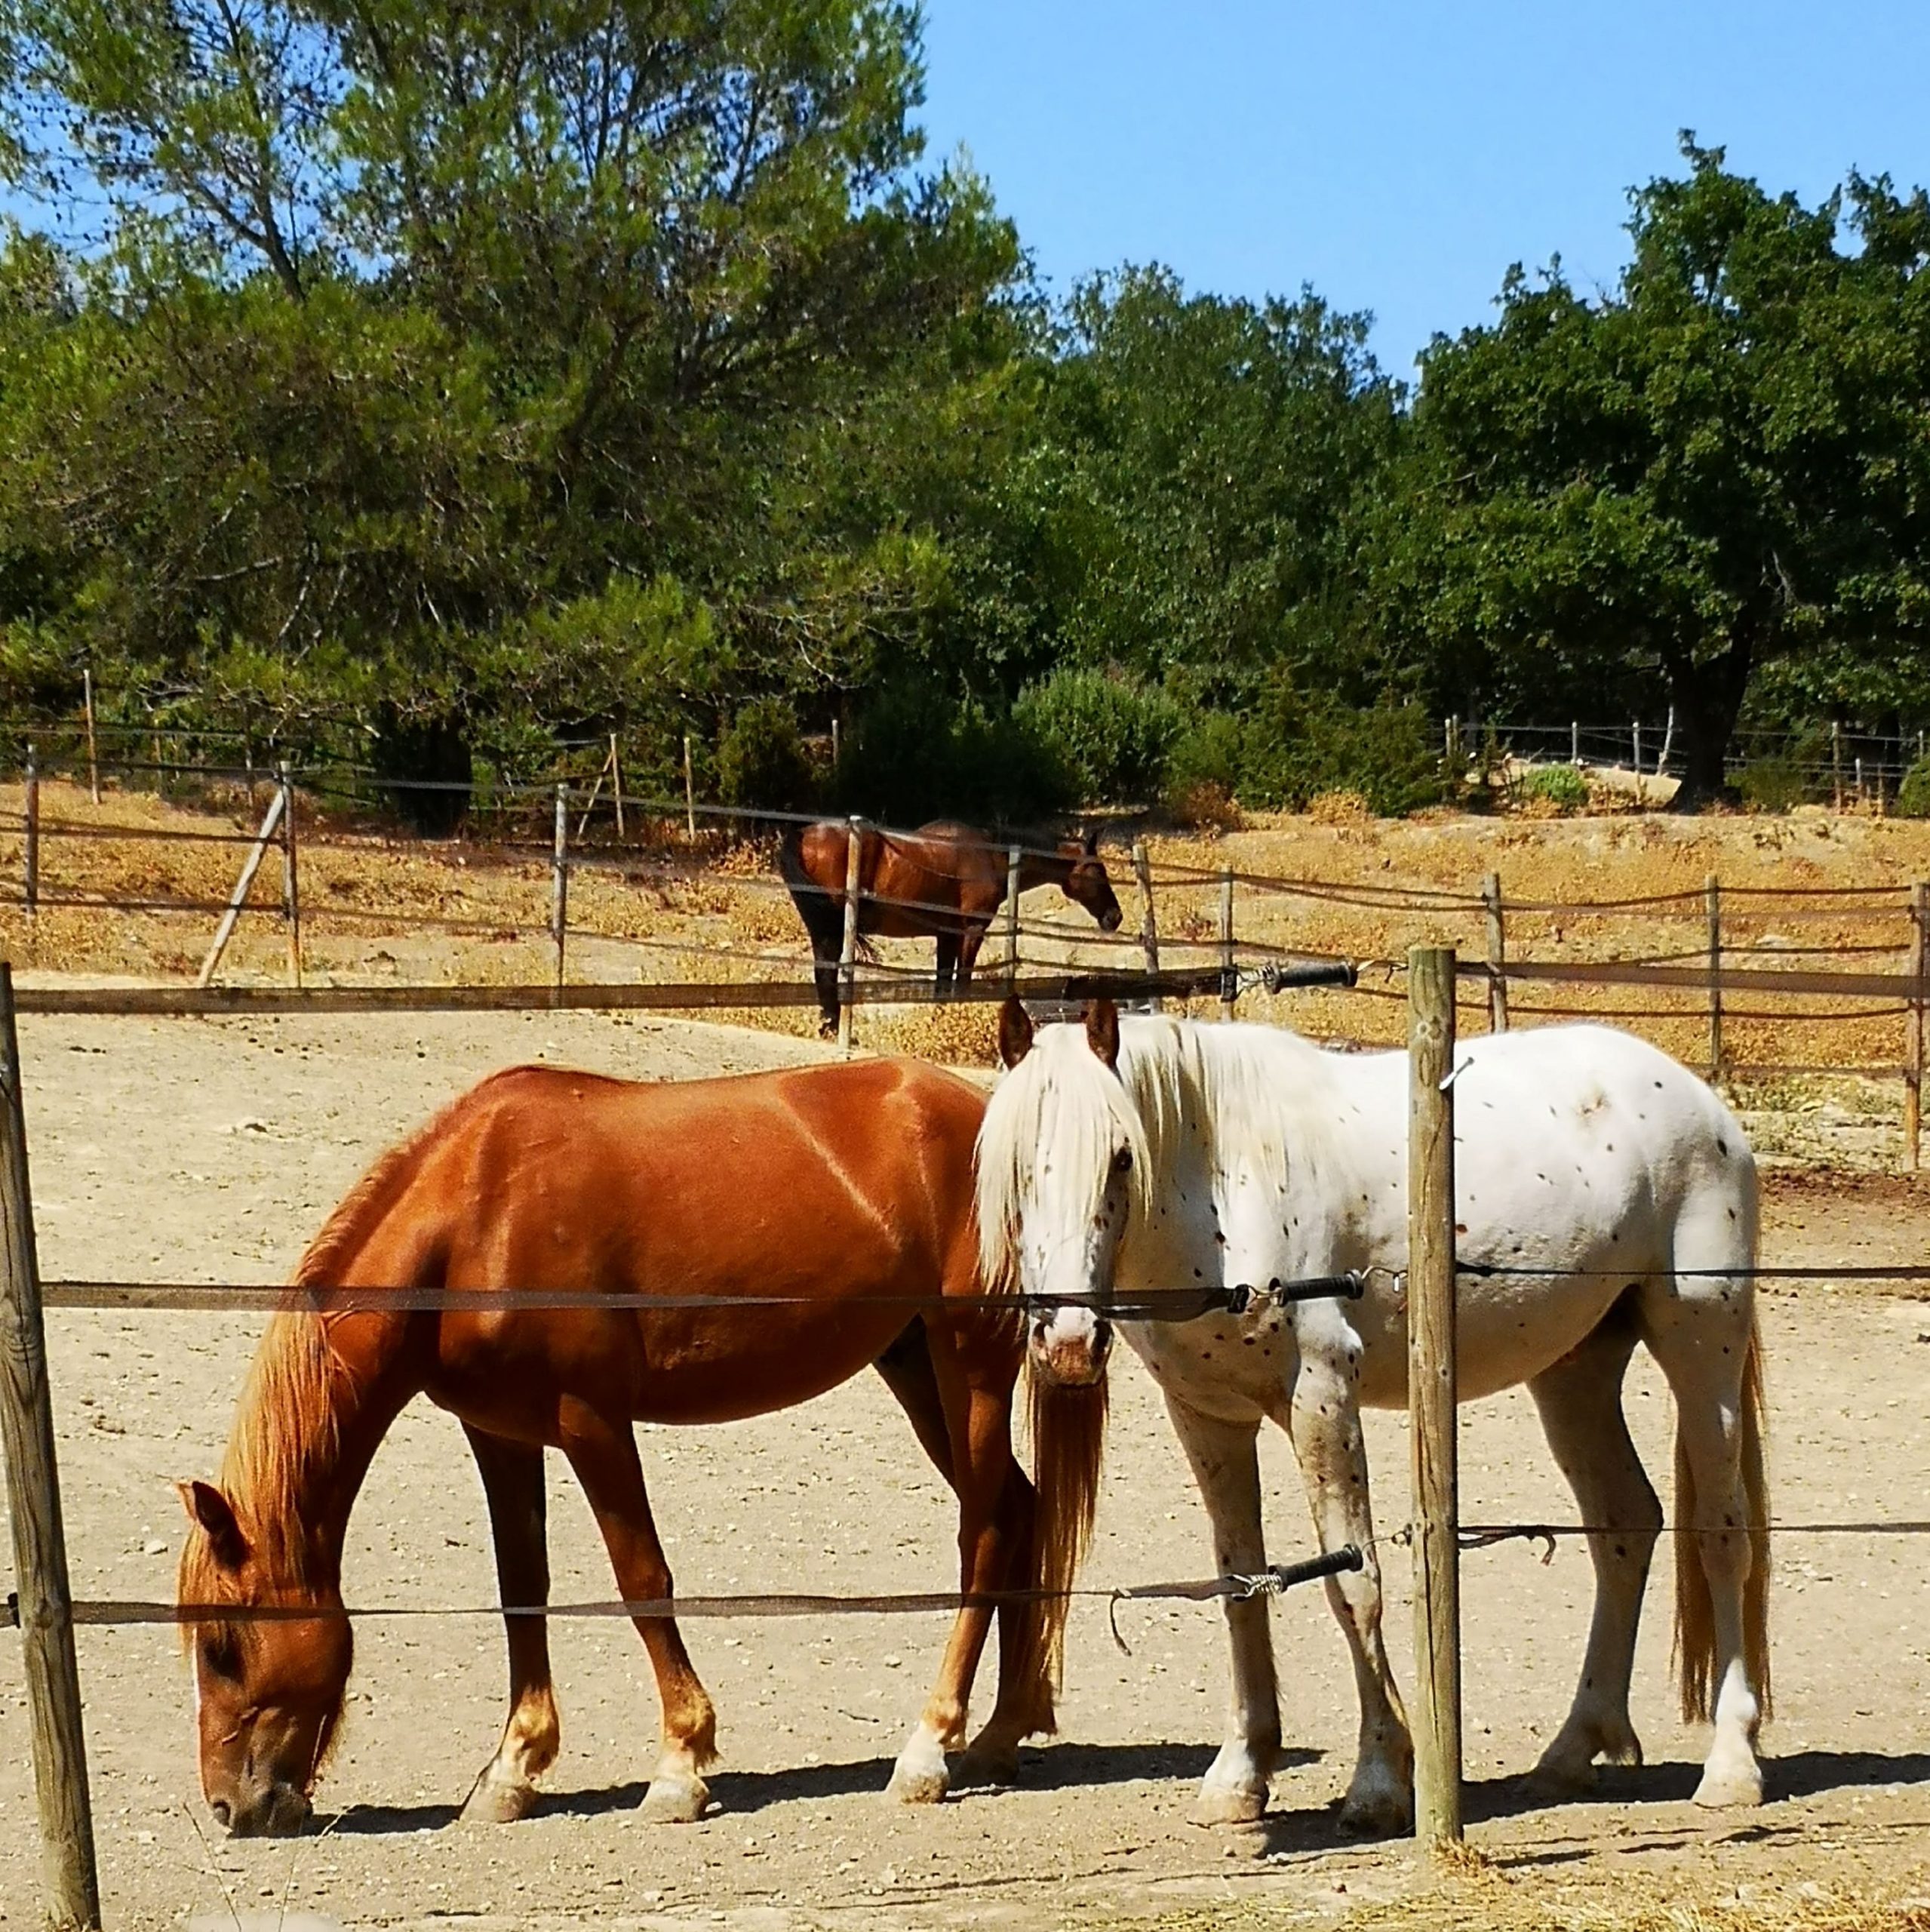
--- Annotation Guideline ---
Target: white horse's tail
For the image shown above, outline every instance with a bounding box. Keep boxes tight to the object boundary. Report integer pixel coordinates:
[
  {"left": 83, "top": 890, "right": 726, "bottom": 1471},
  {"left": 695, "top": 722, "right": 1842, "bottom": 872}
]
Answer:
[{"left": 1673, "top": 1314, "right": 1772, "bottom": 1724}]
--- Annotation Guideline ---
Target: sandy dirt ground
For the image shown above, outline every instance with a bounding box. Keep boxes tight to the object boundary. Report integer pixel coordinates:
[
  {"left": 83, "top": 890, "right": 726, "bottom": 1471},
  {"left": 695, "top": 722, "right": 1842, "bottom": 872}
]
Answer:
[{"left": 3, "top": 1006, "right": 1930, "bottom": 1931}]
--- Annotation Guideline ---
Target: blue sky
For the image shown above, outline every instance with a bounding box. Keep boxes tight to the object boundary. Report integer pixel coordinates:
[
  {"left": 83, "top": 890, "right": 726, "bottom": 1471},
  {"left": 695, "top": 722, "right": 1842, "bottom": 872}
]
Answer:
[{"left": 917, "top": 1, "right": 1930, "bottom": 377}]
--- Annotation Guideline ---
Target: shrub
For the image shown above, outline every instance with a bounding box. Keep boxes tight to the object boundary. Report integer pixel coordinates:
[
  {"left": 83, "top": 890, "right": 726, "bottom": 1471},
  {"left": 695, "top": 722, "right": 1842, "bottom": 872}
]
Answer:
[
  {"left": 833, "top": 681, "right": 1069, "bottom": 825},
  {"left": 1735, "top": 754, "right": 1809, "bottom": 812},
  {"left": 1512, "top": 763, "right": 1590, "bottom": 813},
  {"left": 1166, "top": 711, "right": 1246, "bottom": 797},
  {"left": 718, "top": 697, "right": 817, "bottom": 812},
  {"left": 1898, "top": 754, "right": 1930, "bottom": 819},
  {"left": 1011, "top": 666, "right": 1185, "bottom": 805},
  {"left": 1239, "top": 675, "right": 1443, "bottom": 817}
]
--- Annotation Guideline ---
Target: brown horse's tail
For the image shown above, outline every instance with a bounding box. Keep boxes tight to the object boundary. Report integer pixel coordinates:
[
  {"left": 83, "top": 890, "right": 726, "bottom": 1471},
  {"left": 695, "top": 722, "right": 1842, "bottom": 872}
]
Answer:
[
  {"left": 1673, "top": 1313, "right": 1772, "bottom": 1724},
  {"left": 1008, "top": 1364, "right": 1108, "bottom": 1727}
]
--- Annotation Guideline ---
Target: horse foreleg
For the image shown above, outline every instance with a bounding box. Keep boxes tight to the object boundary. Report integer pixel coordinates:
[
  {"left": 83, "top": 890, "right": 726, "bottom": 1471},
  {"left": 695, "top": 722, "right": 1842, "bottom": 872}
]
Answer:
[
  {"left": 558, "top": 1404, "right": 718, "bottom": 1823},
  {"left": 459, "top": 1426, "right": 560, "bottom": 1824},
  {"left": 957, "top": 923, "right": 987, "bottom": 988},
  {"left": 1163, "top": 1391, "right": 1280, "bottom": 1825},
  {"left": 1283, "top": 1344, "right": 1412, "bottom": 1835},
  {"left": 877, "top": 1326, "right": 1046, "bottom": 1790},
  {"left": 1526, "top": 1311, "right": 1659, "bottom": 1792},
  {"left": 933, "top": 931, "right": 960, "bottom": 999},
  {"left": 887, "top": 1377, "right": 1018, "bottom": 1804}
]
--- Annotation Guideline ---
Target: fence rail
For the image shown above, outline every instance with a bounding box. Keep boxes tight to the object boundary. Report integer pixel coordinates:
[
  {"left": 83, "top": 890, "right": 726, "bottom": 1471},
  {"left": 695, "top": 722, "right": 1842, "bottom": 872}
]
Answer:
[{"left": 3, "top": 746, "right": 1928, "bottom": 1176}]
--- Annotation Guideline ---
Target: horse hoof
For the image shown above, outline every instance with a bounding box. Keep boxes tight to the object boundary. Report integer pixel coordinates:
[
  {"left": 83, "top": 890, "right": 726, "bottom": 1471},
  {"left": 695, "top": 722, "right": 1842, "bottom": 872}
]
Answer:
[
  {"left": 1692, "top": 1761, "right": 1763, "bottom": 1809},
  {"left": 1527, "top": 1755, "right": 1597, "bottom": 1801},
  {"left": 950, "top": 1746, "right": 1019, "bottom": 1791},
  {"left": 885, "top": 1761, "right": 951, "bottom": 1806},
  {"left": 459, "top": 1772, "right": 538, "bottom": 1825},
  {"left": 1337, "top": 1787, "right": 1412, "bottom": 1838},
  {"left": 641, "top": 1774, "right": 711, "bottom": 1824},
  {"left": 1191, "top": 1783, "right": 1268, "bottom": 1827}
]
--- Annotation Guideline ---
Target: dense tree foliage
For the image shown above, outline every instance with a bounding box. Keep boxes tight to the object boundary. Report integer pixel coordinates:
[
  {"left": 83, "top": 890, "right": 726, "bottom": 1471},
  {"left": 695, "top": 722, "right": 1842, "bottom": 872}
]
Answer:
[{"left": 0, "top": 2, "right": 1924, "bottom": 824}]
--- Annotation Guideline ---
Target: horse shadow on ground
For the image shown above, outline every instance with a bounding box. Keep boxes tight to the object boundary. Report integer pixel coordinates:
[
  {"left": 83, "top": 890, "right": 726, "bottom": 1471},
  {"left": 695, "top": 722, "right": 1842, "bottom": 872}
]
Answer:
[
  {"left": 322, "top": 1745, "right": 1930, "bottom": 1841},
  {"left": 324, "top": 1740, "right": 1275, "bottom": 1835},
  {"left": 1247, "top": 1748, "right": 1930, "bottom": 1864}
]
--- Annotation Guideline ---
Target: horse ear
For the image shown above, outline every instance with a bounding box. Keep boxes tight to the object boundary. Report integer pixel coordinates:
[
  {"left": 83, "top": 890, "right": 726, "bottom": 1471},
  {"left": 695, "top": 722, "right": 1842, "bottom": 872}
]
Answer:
[
  {"left": 1083, "top": 996, "right": 1120, "bottom": 1069},
  {"left": 997, "top": 995, "right": 1034, "bottom": 1069},
  {"left": 1082, "top": 825, "right": 1100, "bottom": 856},
  {"left": 178, "top": 1480, "right": 248, "bottom": 1571}
]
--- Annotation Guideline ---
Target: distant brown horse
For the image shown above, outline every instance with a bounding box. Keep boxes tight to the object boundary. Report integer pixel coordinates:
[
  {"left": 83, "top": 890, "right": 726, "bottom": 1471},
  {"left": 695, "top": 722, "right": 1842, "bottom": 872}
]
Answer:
[
  {"left": 779, "top": 820, "right": 1124, "bottom": 1031},
  {"left": 177, "top": 1060, "right": 1105, "bottom": 1836}
]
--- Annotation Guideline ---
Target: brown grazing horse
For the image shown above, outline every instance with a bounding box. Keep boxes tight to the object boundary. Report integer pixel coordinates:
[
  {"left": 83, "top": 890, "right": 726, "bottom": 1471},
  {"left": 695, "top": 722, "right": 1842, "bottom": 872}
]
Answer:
[
  {"left": 779, "top": 820, "right": 1124, "bottom": 1032},
  {"left": 177, "top": 1059, "right": 1105, "bottom": 1837}
]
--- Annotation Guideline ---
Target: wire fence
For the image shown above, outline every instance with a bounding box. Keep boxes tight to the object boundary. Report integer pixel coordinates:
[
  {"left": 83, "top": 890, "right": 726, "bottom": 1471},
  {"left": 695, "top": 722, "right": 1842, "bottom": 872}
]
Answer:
[{"left": 2, "top": 740, "right": 1928, "bottom": 1173}]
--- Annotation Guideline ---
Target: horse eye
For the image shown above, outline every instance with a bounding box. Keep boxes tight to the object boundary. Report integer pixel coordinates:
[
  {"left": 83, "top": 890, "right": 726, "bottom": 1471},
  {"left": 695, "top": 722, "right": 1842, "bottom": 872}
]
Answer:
[
  {"left": 1113, "top": 1147, "right": 1133, "bottom": 1174},
  {"left": 201, "top": 1632, "right": 242, "bottom": 1683}
]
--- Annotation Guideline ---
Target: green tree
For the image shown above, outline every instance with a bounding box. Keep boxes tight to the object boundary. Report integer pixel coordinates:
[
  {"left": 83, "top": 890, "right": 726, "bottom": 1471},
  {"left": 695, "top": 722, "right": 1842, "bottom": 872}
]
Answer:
[{"left": 1379, "top": 138, "right": 1930, "bottom": 807}]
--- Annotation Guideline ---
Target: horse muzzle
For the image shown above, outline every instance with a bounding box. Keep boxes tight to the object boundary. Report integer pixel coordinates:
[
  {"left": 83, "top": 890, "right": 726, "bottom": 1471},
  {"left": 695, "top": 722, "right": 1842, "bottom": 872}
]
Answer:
[
  {"left": 1028, "top": 1315, "right": 1113, "bottom": 1388},
  {"left": 211, "top": 1780, "right": 312, "bottom": 1838},
  {"left": 1098, "top": 906, "right": 1123, "bottom": 934}
]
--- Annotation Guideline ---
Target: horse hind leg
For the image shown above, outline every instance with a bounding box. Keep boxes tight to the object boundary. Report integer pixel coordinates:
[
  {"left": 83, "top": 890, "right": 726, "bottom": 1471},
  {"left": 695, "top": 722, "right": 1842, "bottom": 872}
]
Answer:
[
  {"left": 1639, "top": 1189, "right": 1769, "bottom": 1808},
  {"left": 459, "top": 1426, "right": 561, "bottom": 1824},
  {"left": 1525, "top": 1302, "right": 1661, "bottom": 1795},
  {"left": 560, "top": 1407, "right": 719, "bottom": 1823}
]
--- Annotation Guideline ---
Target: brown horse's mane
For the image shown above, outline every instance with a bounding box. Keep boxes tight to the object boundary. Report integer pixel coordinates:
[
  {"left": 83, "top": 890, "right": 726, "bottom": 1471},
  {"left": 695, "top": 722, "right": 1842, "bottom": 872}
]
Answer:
[{"left": 183, "top": 1072, "right": 530, "bottom": 1604}]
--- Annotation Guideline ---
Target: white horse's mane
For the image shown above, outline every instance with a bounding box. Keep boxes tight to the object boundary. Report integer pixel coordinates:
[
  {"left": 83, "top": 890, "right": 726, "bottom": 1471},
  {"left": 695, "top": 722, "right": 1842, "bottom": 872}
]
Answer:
[{"left": 976, "top": 1014, "right": 1331, "bottom": 1287}]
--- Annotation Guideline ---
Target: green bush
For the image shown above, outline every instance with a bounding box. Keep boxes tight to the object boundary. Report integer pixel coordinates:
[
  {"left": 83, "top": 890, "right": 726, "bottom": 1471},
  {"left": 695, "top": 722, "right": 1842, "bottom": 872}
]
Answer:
[
  {"left": 1513, "top": 762, "right": 1590, "bottom": 812},
  {"left": 1011, "top": 666, "right": 1185, "bottom": 805},
  {"left": 1166, "top": 711, "right": 1246, "bottom": 797},
  {"left": 832, "top": 681, "right": 1069, "bottom": 825},
  {"left": 1238, "top": 675, "right": 1443, "bottom": 817},
  {"left": 1898, "top": 754, "right": 1930, "bottom": 819},
  {"left": 1735, "top": 754, "right": 1809, "bottom": 811},
  {"left": 718, "top": 697, "right": 817, "bottom": 812}
]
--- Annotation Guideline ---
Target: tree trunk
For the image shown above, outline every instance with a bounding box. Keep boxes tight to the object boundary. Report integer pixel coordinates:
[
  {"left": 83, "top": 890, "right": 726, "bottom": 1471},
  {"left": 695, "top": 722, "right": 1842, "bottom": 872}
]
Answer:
[
  {"left": 1666, "top": 641, "right": 1753, "bottom": 812},
  {"left": 371, "top": 709, "right": 474, "bottom": 836}
]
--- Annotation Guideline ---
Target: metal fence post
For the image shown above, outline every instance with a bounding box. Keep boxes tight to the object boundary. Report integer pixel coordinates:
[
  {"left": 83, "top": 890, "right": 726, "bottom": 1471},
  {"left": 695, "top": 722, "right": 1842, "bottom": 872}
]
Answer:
[
  {"left": 1219, "top": 867, "right": 1237, "bottom": 1020},
  {"left": 1133, "top": 839, "right": 1161, "bottom": 1014},
  {"left": 1482, "top": 871, "right": 1507, "bottom": 1032},
  {"left": 1706, "top": 874, "right": 1724, "bottom": 1083},
  {"left": 1907, "top": 881, "right": 1928, "bottom": 1173},
  {"left": 837, "top": 817, "right": 863, "bottom": 1054},
  {"left": 0, "top": 964, "right": 102, "bottom": 1930},
  {"left": 278, "top": 761, "right": 301, "bottom": 989},
  {"left": 23, "top": 742, "right": 38, "bottom": 920},
  {"left": 1005, "top": 844, "right": 1022, "bottom": 992},
  {"left": 551, "top": 783, "right": 569, "bottom": 993},
  {"left": 1407, "top": 944, "right": 1461, "bottom": 1846}
]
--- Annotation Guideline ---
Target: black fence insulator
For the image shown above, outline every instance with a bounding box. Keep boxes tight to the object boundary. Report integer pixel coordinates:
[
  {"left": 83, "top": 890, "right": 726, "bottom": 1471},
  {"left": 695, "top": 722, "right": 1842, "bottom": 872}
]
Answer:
[{"left": 1024, "top": 1272, "right": 1367, "bottom": 1325}]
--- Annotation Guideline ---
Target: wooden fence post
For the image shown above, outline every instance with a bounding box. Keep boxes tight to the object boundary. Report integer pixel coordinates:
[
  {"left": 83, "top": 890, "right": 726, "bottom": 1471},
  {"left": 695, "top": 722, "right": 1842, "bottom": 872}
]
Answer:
[
  {"left": 1005, "top": 844, "right": 1022, "bottom": 992},
  {"left": 1407, "top": 943, "right": 1462, "bottom": 1847},
  {"left": 196, "top": 787, "right": 287, "bottom": 988},
  {"left": 1482, "top": 871, "right": 1507, "bottom": 1033},
  {"left": 1833, "top": 721, "right": 1844, "bottom": 811},
  {"left": 23, "top": 742, "right": 38, "bottom": 920},
  {"left": 610, "top": 733, "right": 625, "bottom": 841},
  {"left": 1219, "top": 867, "right": 1237, "bottom": 1021},
  {"left": 278, "top": 761, "right": 301, "bottom": 989},
  {"left": 1907, "top": 881, "right": 1928, "bottom": 1174},
  {"left": 1570, "top": 721, "right": 1580, "bottom": 766},
  {"left": 1705, "top": 874, "right": 1724, "bottom": 1083},
  {"left": 682, "top": 735, "right": 696, "bottom": 838},
  {"left": 551, "top": 783, "right": 569, "bottom": 993},
  {"left": 0, "top": 964, "right": 103, "bottom": 1930},
  {"left": 1132, "top": 839, "right": 1161, "bottom": 1014},
  {"left": 81, "top": 672, "right": 98, "bottom": 808},
  {"left": 837, "top": 817, "right": 863, "bottom": 1054}
]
